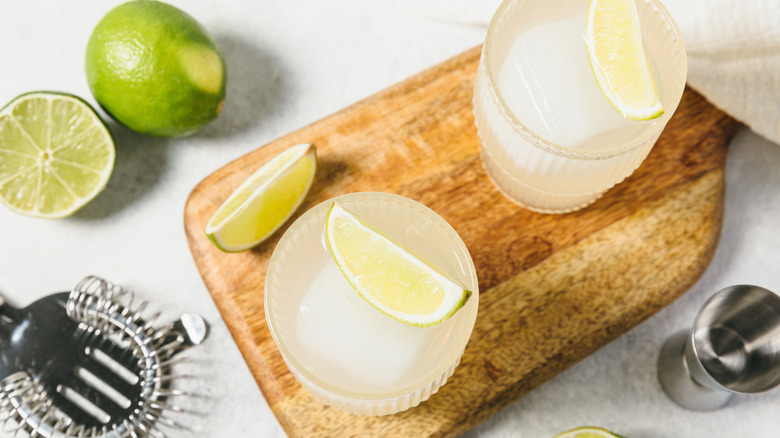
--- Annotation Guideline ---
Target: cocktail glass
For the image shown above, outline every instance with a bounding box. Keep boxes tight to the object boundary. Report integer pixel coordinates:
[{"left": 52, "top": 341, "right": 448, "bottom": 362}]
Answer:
[
  {"left": 265, "top": 192, "right": 479, "bottom": 415},
  {"left": 473, "top": 0, "right": 687, "bottom": 213}
]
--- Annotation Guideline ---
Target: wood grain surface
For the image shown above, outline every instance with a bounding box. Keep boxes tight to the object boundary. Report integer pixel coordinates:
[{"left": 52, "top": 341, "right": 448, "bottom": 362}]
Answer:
[{"left": 184, "top": 46, "right": 742, "bottom": 437}]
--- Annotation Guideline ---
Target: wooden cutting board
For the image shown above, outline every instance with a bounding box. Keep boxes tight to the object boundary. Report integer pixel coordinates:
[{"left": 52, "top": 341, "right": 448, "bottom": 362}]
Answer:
[{"left": 184, "top": 46, "right": 742, "bottom": 437}]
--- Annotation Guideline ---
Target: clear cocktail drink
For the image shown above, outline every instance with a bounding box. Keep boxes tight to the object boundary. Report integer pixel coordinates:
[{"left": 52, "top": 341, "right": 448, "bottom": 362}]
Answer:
[
  {"left": 474, "top": 0, "right": 687, "bottom": 213},
  {"left": 265, "top": 192, "right": 478, "bottom": 415}
]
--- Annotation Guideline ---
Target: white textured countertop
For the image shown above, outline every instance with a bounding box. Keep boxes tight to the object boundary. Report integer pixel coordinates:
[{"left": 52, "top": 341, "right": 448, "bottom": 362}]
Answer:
[{"left": 1, "top": 1, "right": 779, "bottom": 437}]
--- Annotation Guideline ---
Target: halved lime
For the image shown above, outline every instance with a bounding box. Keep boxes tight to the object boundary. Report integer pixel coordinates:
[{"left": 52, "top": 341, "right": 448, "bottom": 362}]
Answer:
[
  {"left": 554, "top": 426, "right": 626, "bottom": 438},
  {"left": 205, "top": 143, "right": 317, "bottom": 252},
  {"left": 0, "top": 92, "right": 115, "bottom": 218},
  {"left": 585, "top": 0, "right": 663, "bottom": 120},
  {"left": 325, "top": 202, "right": 472, "bottom": 327}
]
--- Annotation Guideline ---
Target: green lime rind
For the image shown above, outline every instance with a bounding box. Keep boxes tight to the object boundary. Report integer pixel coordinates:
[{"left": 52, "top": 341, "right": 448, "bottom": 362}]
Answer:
[
  {"left": 554, "top": 426, "right": 626, "bottom": 438},
  {"left": 86, "top": 0, "right": 226, "bottom": 138},
  {"left": 205, "top": 231, "right": 231, "bottom": 253}
]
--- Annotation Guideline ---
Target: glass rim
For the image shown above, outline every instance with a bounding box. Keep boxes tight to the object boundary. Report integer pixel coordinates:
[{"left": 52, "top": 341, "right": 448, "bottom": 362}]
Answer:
[
  {"left": 264, "top": 192, "right": 479, "bottom": 404},
  {"left": 482, "top": 0, "right": 688, "bottom": 159}
]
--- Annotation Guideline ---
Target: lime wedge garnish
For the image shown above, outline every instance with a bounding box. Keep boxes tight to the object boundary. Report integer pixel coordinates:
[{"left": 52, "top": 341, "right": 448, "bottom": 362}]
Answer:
[
  {"left": 0, "top": 92, "right": 115, "bottom": 218},
  {"left": 325, "top": 202, "right": 472, "bottom": 327},
  {"left": 585, "top": 0, "right": 663, "bottom": 120},
  {"left": 554, "top": 426, "right": 626, "bottom": 438},
  {"left": 205, "top": 143, "right": 317, "bottom": 252}
]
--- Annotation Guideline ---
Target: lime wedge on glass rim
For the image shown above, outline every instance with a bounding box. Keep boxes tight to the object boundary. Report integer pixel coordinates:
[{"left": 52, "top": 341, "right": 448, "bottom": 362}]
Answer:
[
  {"left": 585, "top": 0, "right": 663, "bottom": 120},
  {"left": 205, "top": 143, "right": 317, "bottom": 252},
  {"left": 0, "top": 92, "right": 115, "bottom": 218},
  {"left": 325, "top": 202, "right": 472, "bottom": 327},
  {"left": 554, "top": 426, "right": 626, "bottom": 438}
]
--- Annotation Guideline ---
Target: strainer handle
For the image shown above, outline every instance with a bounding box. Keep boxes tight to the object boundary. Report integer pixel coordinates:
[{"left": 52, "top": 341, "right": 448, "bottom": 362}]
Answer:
[
  {"left": 0, "top": 293, "right": 23, "bottom": 325},
  {"left": 0, "top": 293, "right": 13, "bottom": 337},
  {"left": 173, "top": 313, "right": 209, "bottom": 347}
]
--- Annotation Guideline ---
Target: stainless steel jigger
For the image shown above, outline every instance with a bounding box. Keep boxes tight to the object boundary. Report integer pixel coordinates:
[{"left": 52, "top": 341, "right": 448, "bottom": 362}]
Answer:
[{"left": 658, "top": 285, "right": 780, "bottom": 411}]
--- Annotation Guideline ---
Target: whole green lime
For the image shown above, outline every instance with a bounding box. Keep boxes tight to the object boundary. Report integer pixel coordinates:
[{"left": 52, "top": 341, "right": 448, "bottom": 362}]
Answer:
[{"left": 85, "top": 0, "right": 226, "bottom": 138}]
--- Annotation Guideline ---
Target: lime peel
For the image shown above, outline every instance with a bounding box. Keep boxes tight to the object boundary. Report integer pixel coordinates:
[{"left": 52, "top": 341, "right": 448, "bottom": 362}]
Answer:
[
  {"left": 85, "top": 0, "right": 226, "bottom": 137},
  {"left": 325, "top": 202, "right": 472, "bottom": 327},
  {"left": 554, "top": 426, "right": 626, "bottom": 438},
  {"left": 205, "top": 143, "right": 317, "bottom": 252},
  {"left": 585, "top": 0, "right": 663, "bottom": 121}
]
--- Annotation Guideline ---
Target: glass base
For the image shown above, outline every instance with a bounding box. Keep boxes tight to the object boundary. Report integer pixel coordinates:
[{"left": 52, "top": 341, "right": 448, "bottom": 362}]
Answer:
[{"left": 480, "top": 142, "right": 607, "bottom": 213}]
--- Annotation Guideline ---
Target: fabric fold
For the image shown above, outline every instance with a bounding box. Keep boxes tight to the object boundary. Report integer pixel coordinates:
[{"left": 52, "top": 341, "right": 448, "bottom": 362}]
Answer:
[{"left": 387, "top": 0, "right": 780, "bottom": 144}]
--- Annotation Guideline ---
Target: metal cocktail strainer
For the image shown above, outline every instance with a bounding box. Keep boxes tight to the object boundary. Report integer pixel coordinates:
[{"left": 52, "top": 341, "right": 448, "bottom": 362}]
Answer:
[{"left": 0, "top": 276, "right": 208, "bottom": 437}]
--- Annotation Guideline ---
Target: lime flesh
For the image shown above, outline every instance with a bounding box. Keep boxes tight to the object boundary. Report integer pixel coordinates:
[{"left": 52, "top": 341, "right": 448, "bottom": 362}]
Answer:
[
  {"left": 554, "top": 426, "right": 626, "bottom": 438},
  {"left": 585, "top": 0, "right": 663, "bottom": 120},
  {"left": 205, "top": 143, "right": 317, "bottom": 252},
  {"left": 0, "top": 92, "right": 114, "bottom": 218},
  {"left": 325, "top": 202, "right": 471, "bottom": 327}
]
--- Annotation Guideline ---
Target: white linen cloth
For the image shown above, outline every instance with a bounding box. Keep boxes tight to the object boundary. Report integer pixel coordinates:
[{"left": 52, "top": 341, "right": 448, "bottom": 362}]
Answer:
[{"left": 387, "top": 0, "right": 780, "bottom": 145}]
